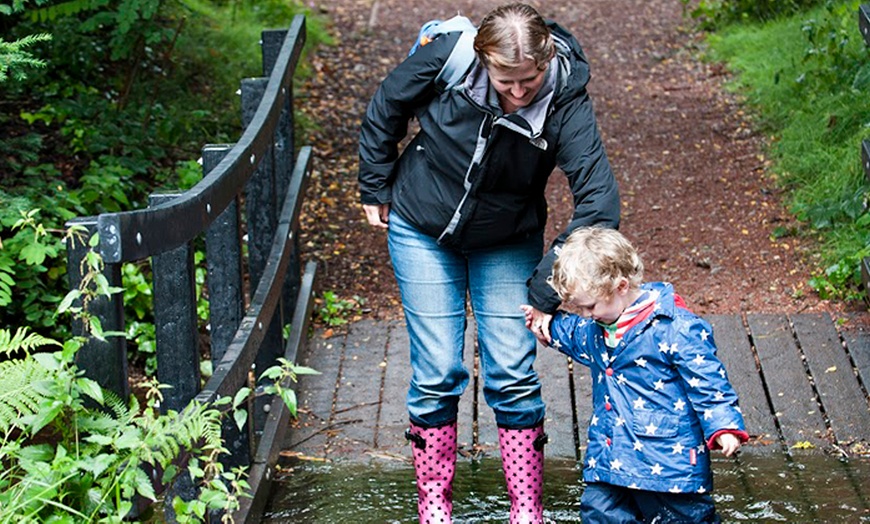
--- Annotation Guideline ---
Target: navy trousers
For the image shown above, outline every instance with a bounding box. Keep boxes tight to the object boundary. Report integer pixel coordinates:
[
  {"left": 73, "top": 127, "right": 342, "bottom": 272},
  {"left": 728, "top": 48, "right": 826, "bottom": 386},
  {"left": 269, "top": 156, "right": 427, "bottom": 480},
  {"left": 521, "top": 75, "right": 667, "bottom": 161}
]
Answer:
[{"left": 580, "top": 482, "right": 721, "bottom": 524}]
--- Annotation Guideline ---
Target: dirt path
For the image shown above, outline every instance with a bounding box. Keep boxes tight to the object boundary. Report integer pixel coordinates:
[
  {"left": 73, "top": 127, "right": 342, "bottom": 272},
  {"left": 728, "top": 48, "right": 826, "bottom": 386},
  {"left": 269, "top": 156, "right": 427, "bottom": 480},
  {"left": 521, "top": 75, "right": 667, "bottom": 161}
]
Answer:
[{"left": 297, "top": 0, "right": 868, "bottom": 327}]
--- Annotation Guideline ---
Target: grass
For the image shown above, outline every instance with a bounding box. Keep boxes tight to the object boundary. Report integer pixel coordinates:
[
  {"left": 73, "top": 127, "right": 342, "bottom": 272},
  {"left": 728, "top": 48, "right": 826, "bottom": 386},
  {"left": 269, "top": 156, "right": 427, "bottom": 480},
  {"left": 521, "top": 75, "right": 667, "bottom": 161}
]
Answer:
[{"left": 702, "top": 0, "right": 870, "bottom": 299}]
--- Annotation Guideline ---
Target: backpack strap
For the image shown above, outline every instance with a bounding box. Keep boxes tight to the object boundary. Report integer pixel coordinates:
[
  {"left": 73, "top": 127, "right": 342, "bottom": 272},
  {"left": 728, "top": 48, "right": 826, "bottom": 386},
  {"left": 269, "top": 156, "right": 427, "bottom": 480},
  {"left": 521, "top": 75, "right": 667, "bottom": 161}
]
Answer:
[{"left": 435, "top": 28, "right": 477, "bottom": 91}]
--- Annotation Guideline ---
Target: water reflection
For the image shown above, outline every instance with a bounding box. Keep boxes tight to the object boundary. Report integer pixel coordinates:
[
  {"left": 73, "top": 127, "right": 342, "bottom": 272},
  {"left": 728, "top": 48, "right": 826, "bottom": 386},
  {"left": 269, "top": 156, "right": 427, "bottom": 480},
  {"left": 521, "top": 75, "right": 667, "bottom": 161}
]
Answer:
[{"left": 263, "top": 454, "right": 870, "bottom": 523}]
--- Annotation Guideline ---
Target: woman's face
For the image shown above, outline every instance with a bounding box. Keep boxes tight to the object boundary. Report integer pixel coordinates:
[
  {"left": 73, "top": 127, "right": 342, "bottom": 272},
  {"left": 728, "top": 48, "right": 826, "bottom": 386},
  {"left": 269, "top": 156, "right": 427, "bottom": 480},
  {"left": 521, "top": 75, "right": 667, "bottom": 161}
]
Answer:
[{"left": 486, "top": 58, "right": 548, "bottom": 113}]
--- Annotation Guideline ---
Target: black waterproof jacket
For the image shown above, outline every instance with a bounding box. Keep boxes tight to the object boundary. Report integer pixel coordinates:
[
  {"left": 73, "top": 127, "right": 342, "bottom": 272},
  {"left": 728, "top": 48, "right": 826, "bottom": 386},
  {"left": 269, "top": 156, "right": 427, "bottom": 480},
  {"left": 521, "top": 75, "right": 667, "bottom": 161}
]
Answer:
[{"left": 359, "top": 21, "right": 620, "bottom": 313}]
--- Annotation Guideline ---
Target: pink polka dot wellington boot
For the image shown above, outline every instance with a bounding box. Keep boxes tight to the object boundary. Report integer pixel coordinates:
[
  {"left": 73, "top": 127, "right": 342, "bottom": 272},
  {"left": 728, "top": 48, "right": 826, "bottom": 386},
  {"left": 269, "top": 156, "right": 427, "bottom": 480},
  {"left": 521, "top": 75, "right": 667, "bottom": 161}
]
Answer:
[
  {"left": 405, "top": 421, "right": 458, "bottom": 524},
  {"left": 498, "top": 424, "right": 547, "bottom": 524}
]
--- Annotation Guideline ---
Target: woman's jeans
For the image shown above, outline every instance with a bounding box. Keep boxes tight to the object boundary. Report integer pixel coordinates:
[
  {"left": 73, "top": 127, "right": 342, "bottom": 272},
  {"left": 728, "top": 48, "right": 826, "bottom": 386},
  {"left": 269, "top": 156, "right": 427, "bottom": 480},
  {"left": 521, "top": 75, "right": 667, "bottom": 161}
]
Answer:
[{"left": 387, "top": 212, "right": 545, "bottom": 429}]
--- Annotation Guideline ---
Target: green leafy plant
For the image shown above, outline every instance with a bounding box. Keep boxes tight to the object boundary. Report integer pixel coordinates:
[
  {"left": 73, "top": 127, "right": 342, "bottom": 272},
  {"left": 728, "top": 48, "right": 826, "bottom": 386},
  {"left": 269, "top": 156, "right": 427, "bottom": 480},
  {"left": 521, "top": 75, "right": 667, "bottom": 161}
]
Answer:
[
  {"left": 704, "top": 1, "right": 870, "bottom": 301},
  {"left": 0, "top": 229, "right": 253, "bottom": 522},
  {"left": 683, "top": 0, "right": 828, "bottom": 29},
  {"left": 316, "top": 291, "right": 366, "bottom": 327}
]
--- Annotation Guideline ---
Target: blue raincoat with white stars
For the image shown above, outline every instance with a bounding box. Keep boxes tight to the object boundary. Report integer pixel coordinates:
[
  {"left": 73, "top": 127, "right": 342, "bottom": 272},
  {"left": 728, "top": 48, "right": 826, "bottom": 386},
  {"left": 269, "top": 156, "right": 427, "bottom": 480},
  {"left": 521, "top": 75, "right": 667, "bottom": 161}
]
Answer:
[{"left": 548, "top": 282, "right": 746, "bottom": 494}]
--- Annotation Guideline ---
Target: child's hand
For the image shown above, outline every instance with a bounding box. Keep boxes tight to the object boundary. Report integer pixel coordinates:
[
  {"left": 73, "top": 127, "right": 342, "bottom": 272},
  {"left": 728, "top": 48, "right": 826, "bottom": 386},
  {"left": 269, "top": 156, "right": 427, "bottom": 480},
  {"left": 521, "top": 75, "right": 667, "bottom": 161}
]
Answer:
[
  {"left": 715, "top": 432, "right": 741, "bottom": 457},
  {"left": 520, "top": 304, "right": 552, "bottom": 345}
]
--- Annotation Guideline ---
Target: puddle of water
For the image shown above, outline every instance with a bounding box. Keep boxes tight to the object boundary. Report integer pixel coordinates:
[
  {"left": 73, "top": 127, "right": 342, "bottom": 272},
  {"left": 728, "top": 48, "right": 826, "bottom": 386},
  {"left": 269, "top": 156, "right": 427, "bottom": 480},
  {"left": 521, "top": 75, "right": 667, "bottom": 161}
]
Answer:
[{"left": 262, "top": 453, "right": 870, "bottom": 523}]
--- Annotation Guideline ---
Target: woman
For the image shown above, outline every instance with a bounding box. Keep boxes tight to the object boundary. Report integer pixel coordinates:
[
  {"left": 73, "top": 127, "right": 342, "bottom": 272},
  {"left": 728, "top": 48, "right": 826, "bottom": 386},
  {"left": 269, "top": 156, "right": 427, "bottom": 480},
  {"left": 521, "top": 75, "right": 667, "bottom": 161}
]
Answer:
[{"left": 358, "top": 4, "right": 620, "bottom": 522}]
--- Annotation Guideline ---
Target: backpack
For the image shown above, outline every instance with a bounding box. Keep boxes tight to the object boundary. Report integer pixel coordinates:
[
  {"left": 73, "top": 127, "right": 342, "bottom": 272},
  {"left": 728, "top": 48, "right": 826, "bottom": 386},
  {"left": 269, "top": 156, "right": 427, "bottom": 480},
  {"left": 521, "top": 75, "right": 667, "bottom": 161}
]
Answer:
[{"left": 408, "top": 15, "right": 477, "bottom": 91}]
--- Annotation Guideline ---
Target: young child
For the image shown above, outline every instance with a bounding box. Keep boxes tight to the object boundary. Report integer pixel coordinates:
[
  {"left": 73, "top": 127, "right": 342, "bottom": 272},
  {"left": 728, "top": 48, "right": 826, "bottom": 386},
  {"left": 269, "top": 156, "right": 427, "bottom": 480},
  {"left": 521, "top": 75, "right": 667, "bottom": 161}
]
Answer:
[{"left": 522, "top": 227, "right": 749, "bottom": 524}]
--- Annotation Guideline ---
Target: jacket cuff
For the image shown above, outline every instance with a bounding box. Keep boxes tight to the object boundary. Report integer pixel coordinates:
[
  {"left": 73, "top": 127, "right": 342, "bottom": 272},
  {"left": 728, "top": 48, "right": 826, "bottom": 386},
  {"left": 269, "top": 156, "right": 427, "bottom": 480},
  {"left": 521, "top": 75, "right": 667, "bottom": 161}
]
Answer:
[
  {"left": 527, "top": 248, "right": 561, "bottom": 313},
  {"left": 707, "top": 429, "right": 750, "bottom": 450}
]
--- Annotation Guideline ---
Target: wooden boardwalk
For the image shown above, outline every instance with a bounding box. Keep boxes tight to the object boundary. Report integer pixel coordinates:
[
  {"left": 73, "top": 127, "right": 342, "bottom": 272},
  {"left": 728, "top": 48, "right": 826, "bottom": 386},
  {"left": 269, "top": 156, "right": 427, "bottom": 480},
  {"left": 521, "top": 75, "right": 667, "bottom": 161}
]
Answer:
[{"left": 283, "top": 312, "right": 870, "bottom": 462}]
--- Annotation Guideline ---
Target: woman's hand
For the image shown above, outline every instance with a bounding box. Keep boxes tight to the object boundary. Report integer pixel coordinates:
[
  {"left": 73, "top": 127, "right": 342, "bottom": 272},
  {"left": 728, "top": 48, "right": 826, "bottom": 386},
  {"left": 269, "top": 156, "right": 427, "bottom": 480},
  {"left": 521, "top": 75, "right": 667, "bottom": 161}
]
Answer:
[
  {"left": 520, "top": 304, "right": 552, "bottom": 345},
  {"left": 363, "top": 203, "right": 390, "bottom": 229}
]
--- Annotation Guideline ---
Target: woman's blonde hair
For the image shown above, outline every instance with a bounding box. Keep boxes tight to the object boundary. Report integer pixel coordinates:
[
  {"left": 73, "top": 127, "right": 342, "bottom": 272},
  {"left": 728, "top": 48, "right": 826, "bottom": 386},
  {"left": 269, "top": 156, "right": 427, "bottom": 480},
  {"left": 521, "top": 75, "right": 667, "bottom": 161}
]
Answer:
[
  {"left": 473, "top": 3, "right": 555, "bottom": 70},
  {"left": 550, "top": 227, "right": 644, "bottom": 302}
]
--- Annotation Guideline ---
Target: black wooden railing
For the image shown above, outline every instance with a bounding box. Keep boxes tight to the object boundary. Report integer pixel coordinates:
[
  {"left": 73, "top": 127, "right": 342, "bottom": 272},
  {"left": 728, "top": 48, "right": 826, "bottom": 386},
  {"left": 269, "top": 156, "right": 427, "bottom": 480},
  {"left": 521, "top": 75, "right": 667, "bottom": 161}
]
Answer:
[
  {"left": 65, "top": 15, "right": 315, "bottom": 523},
  {"left": 859, "top": 5, "right": 870, "bottom": 305}
]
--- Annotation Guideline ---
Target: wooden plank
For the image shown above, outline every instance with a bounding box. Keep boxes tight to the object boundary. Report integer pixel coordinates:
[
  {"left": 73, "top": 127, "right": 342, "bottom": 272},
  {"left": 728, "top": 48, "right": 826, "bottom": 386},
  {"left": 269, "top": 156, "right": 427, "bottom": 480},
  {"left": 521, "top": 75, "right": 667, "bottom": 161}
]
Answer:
[
  {"left": 706, "top": 315, "right": 779, "bottom": 452},
  {"left": 282, "top": 328, "right": 343, "bottom": 458},
  {"left": 746, "top": 314, "right": 828, "bottom": 452},
  {"left": 377, "top": 320, "right": 413, "bottom": 455},
  {"left": 842, "top": 319, "right": 870, "bottom": 393},
  {"left": 537, "top": 344, "right": 576, "bottom": 459},
  {"left": 791, "top": 314, "right": 870, "bottom": 445},
  {"left": 329, "top": 320, "right": 388, "bottom": 456}
]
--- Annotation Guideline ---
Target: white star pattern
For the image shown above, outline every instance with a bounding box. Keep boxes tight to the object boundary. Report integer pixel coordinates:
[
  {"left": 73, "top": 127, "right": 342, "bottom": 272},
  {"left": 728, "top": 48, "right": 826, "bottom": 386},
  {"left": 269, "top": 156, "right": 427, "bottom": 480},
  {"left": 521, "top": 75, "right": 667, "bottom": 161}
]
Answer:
[
  {"left": 610, "top": 459, "right": 623, "bottom": 471},
  {"left": 700, "top": 329, "right": 710, "bottom": 341},
  {"left": 654, "top": 379, "right": 665, "bottom": 391},
  {"left": 645, "top": 423, "right": 658, "bottom": 435},
  {"left": 633, "top": 441, "right": 644, "bottom": 451},
  {"left": 601, "top": 351, "right": 610, "bottom": 362},
  {"left": 672, "top": 442, "right": 685, "bottom": 454},
  {"left": 697, "top": 486, "right": 707, "bottom": 493},
  {"left": 651, "top": 463, "right": 663, "bottom": 475},
  {"left": 635, "top": 357, "right": 647, "bottom": 367},
  {"left": 714, "top": 391, "right": 725, "bottom": 401},
  {"left": 588, "top": 457, "right": 597, "bottom": 468},
  {"left": 719, "top": 368, "right": 726, "bottom": 378},
  {"left": 629, "top": 483, "right": 639, "bottom": 489},
  {"left": 658, "top": 342, "right": 670, "bottom": 354},
  {"left": 590, "top": 414, "right": 599, "bottom": 426},
  {"left": 616, "top": 416, "right": 626, "bottom": 427},
  {"left": 697, "top": 444, "right": 706, "bottom": 455},
  {"left": 669, "top": 486, "right": 682, "bottom": 493},
  {"left": 688, "top": 377, "right": 701, "bottom": 388},
  {"left": 633, "top": 397, "right": 646, "bottom": 410},
  {"left": 704, "top": 409, "right": 713, "bottom": 420},
  {"left": 597, "top": 373, "right": 604, "bottom": 383},
  {"left": 692, "top": 354, "right": 705, "bottom": 366},
  {"left": 617, "top": 373, "right": 628, "bottom": 385},
  {"left": 673, "top": 399, "right": 686, "bottom": 411},
  {"left": 669, "top": 343, "right": 679, "bottom": 355},
  {"left": 552, "top": 339, "right": 562, "bottom": 350}
]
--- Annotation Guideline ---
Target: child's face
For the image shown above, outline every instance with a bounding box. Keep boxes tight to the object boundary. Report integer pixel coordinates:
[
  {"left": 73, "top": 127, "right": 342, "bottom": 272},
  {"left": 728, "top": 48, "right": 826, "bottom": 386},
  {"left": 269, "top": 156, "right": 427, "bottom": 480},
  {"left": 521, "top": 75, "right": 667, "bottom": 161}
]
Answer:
[{"left": 564, "top": 278, "right": 634, "bottom": 325}]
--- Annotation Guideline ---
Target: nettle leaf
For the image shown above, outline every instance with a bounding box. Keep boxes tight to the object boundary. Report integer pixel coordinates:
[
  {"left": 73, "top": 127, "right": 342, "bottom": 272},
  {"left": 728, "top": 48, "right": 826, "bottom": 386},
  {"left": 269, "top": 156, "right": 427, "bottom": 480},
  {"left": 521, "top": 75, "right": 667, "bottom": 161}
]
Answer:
[
  {"left": 259, "top": 365, "right": 284, "bottom": 381},
  {"left": 233, "top": 407, "right": 247, "bottom": 431},
  {"left": 232, "top": 387, "right": 250, "bottom": 409},
  {"left": 32, "top": 351, "right": 60, "bottom": 371},
  {"left": 84, "top": 434, "right": 115, "bottom": 446},
  {"left": 114, "top": 428, "right": 142, "bottom": 450},
  {"left": 76, "top": 377, "right": 104, "bottom": 404},
  {"left": 28, "top": 399, "right": 63, "bottom": 434},
  {"left": 80, "top": 453, "right": 117, "bottom": 478},
  {"left": 280, "top": 389, "right": 297, "bottom": 417},
  {"left": 132, "top": 466, "right": 156, "bottom": 501}
]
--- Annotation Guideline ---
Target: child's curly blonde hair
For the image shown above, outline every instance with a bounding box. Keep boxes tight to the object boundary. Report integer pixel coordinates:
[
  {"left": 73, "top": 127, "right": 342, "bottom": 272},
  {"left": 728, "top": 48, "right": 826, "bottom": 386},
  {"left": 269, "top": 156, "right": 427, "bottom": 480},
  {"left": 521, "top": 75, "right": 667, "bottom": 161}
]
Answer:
[{"left": 549, "top": 227, "right": 644, "bottom": 303}]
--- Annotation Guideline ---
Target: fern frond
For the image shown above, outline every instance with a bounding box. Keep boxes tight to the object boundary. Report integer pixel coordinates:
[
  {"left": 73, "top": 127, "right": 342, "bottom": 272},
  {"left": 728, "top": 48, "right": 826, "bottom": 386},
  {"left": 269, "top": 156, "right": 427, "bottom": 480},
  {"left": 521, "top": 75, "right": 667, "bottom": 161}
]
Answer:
[
  {"left": 0, "top": 327, "right": 60, "bottom": 356},
  {"left": 0, "top": 358, "right": 54, "bottom": 433}
]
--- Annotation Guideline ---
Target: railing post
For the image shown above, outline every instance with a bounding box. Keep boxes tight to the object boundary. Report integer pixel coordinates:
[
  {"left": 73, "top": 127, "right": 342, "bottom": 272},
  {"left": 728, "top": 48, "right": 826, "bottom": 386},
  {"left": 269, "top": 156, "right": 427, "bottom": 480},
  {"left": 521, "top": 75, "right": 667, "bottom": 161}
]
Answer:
[
  {"left": 241, "top": 77, "right": 285, "bottom": 432},
  {"left": 65, "top": 218, "right": 129, "bottom": 399},
  {"left": 202, "top": 144, "right": 253, "bottom": 474},
  {"left": 203, "top": 145, "right": 246, "bottom": 363},
  {"left": 262, "top": 29, "right": 301, "bottom": 322},
  {"left": 150, "top": 193, "right": 202, "bottom": 413}
]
